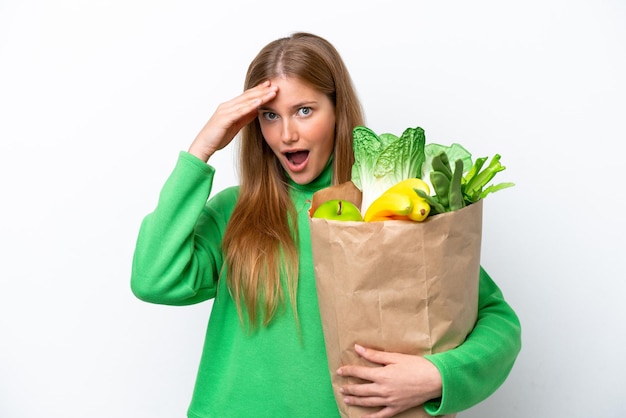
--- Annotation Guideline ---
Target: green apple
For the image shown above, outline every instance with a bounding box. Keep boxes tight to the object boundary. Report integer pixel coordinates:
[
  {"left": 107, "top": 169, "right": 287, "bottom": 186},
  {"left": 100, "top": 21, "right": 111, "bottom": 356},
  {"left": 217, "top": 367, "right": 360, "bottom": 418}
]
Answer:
[{"left": 312, "top": 199, "right": 363, "bottom": 221}]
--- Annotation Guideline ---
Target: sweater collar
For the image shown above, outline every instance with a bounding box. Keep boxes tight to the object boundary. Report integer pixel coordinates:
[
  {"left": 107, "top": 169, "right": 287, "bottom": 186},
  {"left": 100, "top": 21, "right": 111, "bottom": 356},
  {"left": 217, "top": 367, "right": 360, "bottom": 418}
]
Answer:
[{"left": 287, "top": 155, "right": 334, "bottom": 194}]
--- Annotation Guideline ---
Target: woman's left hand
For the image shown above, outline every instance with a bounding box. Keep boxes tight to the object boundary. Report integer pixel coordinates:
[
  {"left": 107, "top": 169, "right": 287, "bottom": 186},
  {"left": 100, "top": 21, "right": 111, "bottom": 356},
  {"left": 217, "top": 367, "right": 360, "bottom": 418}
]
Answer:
[{"left": 336, "top": 344, "right": 443, "bottom": 418}]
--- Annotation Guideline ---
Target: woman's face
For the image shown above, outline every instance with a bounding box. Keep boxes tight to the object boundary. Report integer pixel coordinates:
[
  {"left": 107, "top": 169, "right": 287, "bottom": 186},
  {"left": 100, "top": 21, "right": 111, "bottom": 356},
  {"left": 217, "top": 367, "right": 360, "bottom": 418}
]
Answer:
[{"left": 258, "top": 76, "right": 336, "bottom": 185}]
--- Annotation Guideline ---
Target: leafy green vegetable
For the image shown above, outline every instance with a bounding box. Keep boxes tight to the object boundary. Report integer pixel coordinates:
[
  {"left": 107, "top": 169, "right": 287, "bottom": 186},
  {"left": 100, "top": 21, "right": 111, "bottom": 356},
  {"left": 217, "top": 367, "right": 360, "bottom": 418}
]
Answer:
[
  {"left": 351, "top": 125, "right": 514, "bottom": 217},
  {"left": 421, "top": 143, "right": 473, "bottom": 185},
  {"left": 418, "top": 150, "right": 515, "bottom": 215},
  {"left": 351, "top": 126, "right": 425, "bottom": 214},
  {"left": 463, "top": 154, "right": 515, "bottom": 202}
]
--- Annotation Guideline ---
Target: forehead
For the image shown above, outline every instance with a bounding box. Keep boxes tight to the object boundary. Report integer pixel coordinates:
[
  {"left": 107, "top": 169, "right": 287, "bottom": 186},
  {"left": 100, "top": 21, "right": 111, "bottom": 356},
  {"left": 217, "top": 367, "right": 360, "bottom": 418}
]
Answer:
[
  {"left": 265, "top": 76, "right": 330, "bottom": 109},
  {"left": 272, "top": 76, "right": 321, "bottom": 97}
]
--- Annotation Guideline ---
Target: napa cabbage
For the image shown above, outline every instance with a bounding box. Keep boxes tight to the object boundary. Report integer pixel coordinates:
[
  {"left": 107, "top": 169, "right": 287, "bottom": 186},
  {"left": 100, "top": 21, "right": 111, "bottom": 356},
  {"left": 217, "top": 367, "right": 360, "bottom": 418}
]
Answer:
[{"left": 351, "top": 126, "right": 426, "bottom": 214}]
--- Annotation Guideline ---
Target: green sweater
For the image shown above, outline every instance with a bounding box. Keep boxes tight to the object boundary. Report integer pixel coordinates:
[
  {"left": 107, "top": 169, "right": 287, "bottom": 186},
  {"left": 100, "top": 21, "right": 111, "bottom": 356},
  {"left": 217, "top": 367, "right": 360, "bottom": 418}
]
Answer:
[{"left": 131, "top": 151, "right": 521, "bottom": 417}]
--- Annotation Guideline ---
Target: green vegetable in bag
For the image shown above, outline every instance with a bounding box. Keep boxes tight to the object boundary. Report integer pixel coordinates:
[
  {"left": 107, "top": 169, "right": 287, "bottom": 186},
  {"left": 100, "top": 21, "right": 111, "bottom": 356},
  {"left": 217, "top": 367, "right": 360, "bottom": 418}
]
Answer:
[
  {"left": 418, "top": 151, "right": 515, "bottom": 214},
  {"left": 351, "top": 126, "right": 426, "bottom": 214}
]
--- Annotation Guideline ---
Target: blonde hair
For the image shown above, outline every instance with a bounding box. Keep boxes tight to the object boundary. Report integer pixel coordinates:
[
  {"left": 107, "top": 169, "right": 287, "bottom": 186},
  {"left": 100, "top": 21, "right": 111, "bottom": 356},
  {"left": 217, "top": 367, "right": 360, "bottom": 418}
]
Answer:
[{"left": 222, "top": 32, "right": 365, "bottom": 329}]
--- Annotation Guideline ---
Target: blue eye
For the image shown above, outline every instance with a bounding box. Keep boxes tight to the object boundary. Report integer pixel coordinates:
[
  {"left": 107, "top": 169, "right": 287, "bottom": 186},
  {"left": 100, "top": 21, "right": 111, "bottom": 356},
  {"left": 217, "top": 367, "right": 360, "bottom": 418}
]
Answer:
[
  {"left": 263, "top": 112, "right": 278, "bottom": 121},
  {"left": 298, "top": 107, "right": 312, "bottom": 116}
]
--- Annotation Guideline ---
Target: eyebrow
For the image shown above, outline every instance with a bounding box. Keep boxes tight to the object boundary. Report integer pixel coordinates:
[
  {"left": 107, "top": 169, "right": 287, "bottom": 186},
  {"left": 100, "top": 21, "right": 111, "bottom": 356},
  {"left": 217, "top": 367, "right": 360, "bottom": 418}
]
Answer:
[{"left": 258, "top": 101, "right": 318, "bottom": 112}]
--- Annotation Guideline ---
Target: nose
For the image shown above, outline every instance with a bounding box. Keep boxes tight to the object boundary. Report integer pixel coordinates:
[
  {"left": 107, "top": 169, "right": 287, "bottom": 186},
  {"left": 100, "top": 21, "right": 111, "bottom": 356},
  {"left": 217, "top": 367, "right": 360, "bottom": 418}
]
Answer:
[{"left": 281, "top": 119, "right": 298, "bottom": 143}]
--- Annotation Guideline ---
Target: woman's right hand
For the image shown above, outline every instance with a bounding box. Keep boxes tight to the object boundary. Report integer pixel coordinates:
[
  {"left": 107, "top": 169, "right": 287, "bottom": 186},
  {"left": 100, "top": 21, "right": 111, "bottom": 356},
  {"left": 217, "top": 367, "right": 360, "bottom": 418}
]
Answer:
[{"left": 188, "top": 80, "right": 278, "bottom": 162}]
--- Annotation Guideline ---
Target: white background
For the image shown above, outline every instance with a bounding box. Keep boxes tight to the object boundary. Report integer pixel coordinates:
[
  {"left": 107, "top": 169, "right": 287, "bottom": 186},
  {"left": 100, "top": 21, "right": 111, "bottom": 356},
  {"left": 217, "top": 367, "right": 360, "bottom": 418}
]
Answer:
[{"left": 1, "top": 1, "right": 625, "bottom": 417}]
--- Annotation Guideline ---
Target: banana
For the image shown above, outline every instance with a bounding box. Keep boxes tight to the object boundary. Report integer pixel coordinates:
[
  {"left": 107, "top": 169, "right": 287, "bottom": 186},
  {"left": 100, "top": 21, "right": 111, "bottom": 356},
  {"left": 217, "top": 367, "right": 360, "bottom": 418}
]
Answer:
[
  {"left": 364, "top": 192, "right": 413, "bottom": 222},
  {"left": 408, "top": 197, "right": 430, "bottom": 221},
  {"left": 384, "top": 178, "right": 430, "bottom": 197},
  {"left": 364, "top": 179, "right": 432, "bottom": 222},
  {"left": 384, "top": 178, "right": 431, "bottom": 222}
]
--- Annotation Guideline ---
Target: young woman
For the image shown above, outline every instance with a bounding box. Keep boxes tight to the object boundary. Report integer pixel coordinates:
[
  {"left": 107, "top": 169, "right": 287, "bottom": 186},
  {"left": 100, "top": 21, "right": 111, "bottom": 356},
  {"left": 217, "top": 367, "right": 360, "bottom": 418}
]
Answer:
[{"left": 131, "top": 32, "right": 521, "bottom": 418}]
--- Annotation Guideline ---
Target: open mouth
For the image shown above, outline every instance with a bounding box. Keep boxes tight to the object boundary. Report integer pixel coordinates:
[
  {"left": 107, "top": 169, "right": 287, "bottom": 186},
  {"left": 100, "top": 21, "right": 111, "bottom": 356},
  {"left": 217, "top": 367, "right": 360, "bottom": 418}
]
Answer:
[{"left": 285, "top": 150, "right": 309, "bottom": 168}]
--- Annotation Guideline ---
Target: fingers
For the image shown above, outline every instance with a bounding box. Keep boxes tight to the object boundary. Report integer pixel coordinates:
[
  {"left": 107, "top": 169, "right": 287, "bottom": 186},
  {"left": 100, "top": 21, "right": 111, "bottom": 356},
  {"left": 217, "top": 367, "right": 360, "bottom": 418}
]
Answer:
[
  {"left": 216, "top": 81, "right": 278, "bottom": 136},
  {"left": 340, "top": 387, "right": 401, "bottom": 418},
  {"left": 354, "top": 344, "right": 396, "bottom": 365},
  {"left": 337, "top": 363, "right": 379, "bottom": 383},
  {"left": 188, "top": 80, "right": 277, "bottom": 161},
  {"left": 233, "top": 80, "right": 277, "bottom": 111},
  {"left": 336, "top": 344, "right": 396, "bottom": 381},
  {"left": 336, "top": 347, "right": 441, "bottom": 418},
  {"left": 339, "top": 385, "right": 391, "bottom": 416},
  {"left": 336, "top": 345, "right": 421, "bottom": 417},
  {"left": 239, "top": 80, "right": 278, "bottom": 110},
  {"left": 251, "top": 80, "right": 279, "bottom": 104},
  {"left": 214, "top": 82, "right": 275, "bottom": 132},
  {"left": 343, "top": 393, "right": 386, "bottom": 408}
]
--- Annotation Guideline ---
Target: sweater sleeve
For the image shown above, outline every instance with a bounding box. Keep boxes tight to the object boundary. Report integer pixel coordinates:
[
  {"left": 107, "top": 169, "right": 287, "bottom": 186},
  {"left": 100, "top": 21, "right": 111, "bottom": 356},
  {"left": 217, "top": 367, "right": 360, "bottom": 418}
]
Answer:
[
  {"left": 130, "top": 151, "right": 226, "bottom": 306},
  {"left": 423, "top": 267, "right": 522, "bottom": 415}
]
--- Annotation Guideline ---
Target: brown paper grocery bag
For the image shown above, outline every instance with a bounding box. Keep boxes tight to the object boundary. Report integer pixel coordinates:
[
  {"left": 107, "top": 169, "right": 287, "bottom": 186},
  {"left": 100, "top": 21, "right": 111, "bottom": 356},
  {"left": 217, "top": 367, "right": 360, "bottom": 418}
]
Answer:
[{"left": 309, "top": 181, "right": 482, "bottom": 418}]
